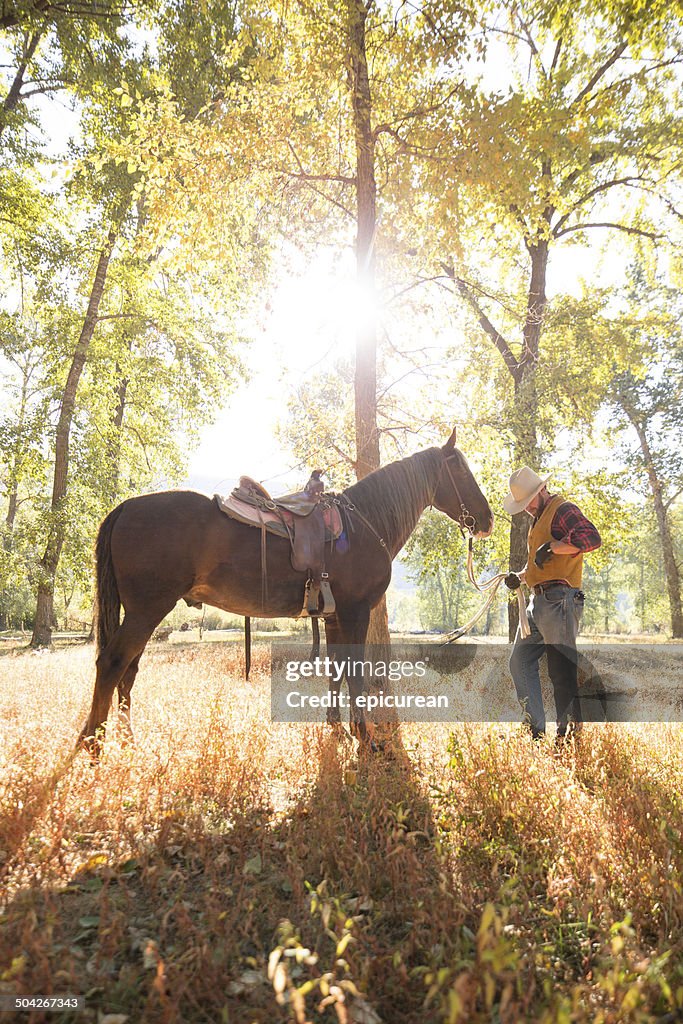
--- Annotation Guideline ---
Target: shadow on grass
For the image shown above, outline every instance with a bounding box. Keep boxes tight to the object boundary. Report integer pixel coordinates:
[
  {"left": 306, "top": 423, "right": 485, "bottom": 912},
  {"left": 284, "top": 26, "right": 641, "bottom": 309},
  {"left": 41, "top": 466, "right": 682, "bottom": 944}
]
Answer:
[
  {"left": 0, "top": 715, "right": 497, "bottom": 1023},
  {"left": 2, "top": 708, "right": 683, "bottom": 1022}
]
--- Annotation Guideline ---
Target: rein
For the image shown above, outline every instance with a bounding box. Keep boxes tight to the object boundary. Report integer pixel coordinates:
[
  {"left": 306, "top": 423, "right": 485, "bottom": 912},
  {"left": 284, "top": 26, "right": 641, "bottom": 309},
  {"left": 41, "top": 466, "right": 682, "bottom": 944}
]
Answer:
[
  {"left": 336, "top": 494, "right": 393, "bottom": 566},
  {"left": 429, "top": 452, "right": 532, "bottom": 643},
  {"left": 441, "top": 540, "right": 506, "bottom": 644},
  {"left": 441, "top": 538, "right": 531, "bottom": 645},
  {"left": 429, "top": 452, "right": 507, "bottom": 642}
]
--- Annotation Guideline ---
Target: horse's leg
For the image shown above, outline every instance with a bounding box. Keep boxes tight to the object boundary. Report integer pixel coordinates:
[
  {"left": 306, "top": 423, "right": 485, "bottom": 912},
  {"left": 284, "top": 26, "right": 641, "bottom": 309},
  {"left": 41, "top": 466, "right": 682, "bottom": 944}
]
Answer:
[
  {"left": 79, "top": 609, "right": 166, "bottom": 757},
  {"left": 116, "top": 654, "right": 141, "bottom": 746},
  {"left": 324, "top": 615, "right": 343, "bottom": 726},
  {"left": 336, "top": 603, "right": 374, "bottom": 747}
]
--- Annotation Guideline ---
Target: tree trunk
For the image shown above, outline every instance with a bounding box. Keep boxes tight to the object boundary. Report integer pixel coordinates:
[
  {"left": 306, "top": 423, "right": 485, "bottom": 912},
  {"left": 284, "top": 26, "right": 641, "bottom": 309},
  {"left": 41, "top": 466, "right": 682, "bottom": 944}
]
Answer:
[
  {"left": 0, "top": 29, "right": 43, "bottom": 136},
  {"left": 436, "top": 571, "right": 447, "bottom": 630},
  {"left": 508, "top": 389, "right": 539, "bottom": 638},
  {"left": 348, "top": 0, "right": 379, "bottom": 482},
  {"left": 506, "top": 241, "right": 547, "bottom": 638},
  {"left": 108, "top": 364, "right": 129, "bottom": 503},
  {"left": 30, "top": 224, "right": 119, "bottom": 647},
  {"left": 0, "top": 366, "right": 32, "bottom": 628},
  {"left": 628, "top": 417, "right": 683, "bottom": 638},
  {"left": 346, "top": 0, "right": 388, "bottom": 649}
]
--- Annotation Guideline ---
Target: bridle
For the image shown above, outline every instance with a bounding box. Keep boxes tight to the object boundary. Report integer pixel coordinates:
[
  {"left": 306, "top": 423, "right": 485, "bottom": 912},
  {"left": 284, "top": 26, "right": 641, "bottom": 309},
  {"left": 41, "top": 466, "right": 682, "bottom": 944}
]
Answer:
[
  {"left": 431, "top": 450, "right": 478, "bottom": 537},
  {"left": 331, "top": 449, "right": 482, "bottom": 573}
]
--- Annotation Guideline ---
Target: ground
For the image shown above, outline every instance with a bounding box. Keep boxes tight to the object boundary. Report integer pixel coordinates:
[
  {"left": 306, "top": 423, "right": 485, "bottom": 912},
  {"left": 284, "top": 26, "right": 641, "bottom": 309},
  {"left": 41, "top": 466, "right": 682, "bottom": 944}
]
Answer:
[{"left": 1, "top": 640, "right": 682, "bottom": 1023}]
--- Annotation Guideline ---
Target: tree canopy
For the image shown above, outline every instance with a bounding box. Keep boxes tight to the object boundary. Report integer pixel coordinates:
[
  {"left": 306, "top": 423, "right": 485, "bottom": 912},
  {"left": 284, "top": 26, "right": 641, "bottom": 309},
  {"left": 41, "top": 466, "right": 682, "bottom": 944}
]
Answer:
[{"left": 1, "top": 0, "right": 681, "bottom": 637}]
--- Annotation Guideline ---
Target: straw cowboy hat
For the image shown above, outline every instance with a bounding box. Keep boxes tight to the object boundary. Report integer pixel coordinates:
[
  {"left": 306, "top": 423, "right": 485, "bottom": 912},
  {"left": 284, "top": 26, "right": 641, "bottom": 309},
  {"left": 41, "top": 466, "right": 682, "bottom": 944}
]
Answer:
[{"left": 503, "top": 467, "right": 551, "bottom": 515}]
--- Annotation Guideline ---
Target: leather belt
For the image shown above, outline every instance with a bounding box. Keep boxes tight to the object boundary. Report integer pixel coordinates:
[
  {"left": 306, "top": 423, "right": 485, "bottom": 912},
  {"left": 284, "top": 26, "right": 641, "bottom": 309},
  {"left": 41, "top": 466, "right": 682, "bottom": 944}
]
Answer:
[{"left": 533, "top": 579, "right": 570, "bottom": 595}]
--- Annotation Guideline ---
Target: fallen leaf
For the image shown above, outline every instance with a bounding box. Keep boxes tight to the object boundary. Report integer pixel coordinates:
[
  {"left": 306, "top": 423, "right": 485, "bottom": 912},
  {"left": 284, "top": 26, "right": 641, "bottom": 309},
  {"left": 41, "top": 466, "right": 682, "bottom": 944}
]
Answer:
[{"left": 243, "top": 853, "right": 262, "bottom": 875}]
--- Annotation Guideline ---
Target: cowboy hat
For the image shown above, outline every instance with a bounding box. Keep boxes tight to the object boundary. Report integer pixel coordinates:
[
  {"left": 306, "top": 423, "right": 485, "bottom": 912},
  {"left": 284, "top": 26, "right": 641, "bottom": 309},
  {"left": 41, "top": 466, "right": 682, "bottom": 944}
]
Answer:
[{"left": 503, "top": 466, "right": 550, "bottom": 515}]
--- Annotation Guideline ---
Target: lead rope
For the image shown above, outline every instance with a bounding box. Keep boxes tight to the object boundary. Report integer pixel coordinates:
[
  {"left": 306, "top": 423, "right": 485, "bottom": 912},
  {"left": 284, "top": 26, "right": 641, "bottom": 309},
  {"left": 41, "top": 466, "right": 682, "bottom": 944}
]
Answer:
[{"left": 441, "top": 539, "right": 531, "bottom": 644}]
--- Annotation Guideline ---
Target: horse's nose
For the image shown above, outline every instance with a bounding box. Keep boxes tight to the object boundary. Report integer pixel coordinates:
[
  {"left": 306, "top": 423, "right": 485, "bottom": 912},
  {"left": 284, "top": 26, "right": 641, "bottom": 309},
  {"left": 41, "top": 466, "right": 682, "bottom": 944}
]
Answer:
[{"left": 475, "top": 511, "right": 494, "bottom": 539}]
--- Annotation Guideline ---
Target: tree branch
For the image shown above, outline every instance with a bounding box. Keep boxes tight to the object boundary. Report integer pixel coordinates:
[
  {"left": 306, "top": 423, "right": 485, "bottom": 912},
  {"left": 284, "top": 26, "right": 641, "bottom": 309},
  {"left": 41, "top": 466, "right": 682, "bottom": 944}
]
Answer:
[
  {"left": 279, "top": 174, "right": 354, "bottom": 219},
  {"left": 284, "top": 141, "right": 355, "bottom": 185},
  {"left": 124, "top": 424, "right": 152, "bottom": 471},
  {"left": 0, "top": 2, "right": 129, "bottom": 28},
  {"left": 554, "top": 221, "right": 662, "bottom": 240},
  {"left": 442, "top": 264, "right": 520, "bottom": 382},
  {"left": 95, "top": 313, "right": 148, "bottom": 322},
  {"left": 549, "top": 37, "right": 562, "bottom": 77},
  {"left": 373, "top": 123, "right": 409, "bottom": 149},
  {"left": 509, "top": 202, "right": 530, "bottom": 237},
  {"left": 573, "top": 40, "right": 629, "bottom": 105},
  {"left": 623, "top": 181, "right": 683, "bottom": 222},
  {"left": 559, "top": 149, "right": 613, "bottom": 192},
  {"left": 1, "top": 28, "right": 44, "bottom": 123},
  {"left": 484, "top": 25, "right": 533, "bottom": 48},
  {"left": 20, "top": 81, "right": 75, "bottom": 98},
  {"left": 328, "top": 440, "right": 355, "bottom": 468},
  {"left": 280, "top": 167, "right": 355, "bottom": 186},
  {"left": 387, "top": 273, "right": 455, "bottom": 305},
  {"left": 664, "top": 487, "right": 683, "bottom": 513},
  {"left": 552, "top": 176, "right": 647, "bottom": 235}
]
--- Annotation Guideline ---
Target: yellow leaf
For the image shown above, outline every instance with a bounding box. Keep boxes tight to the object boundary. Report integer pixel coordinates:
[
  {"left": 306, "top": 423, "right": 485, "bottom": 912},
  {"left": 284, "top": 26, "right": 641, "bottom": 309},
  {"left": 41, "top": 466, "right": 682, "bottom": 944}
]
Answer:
[{"left": 2, "top": 955, "right": 26, "bottom": 981}]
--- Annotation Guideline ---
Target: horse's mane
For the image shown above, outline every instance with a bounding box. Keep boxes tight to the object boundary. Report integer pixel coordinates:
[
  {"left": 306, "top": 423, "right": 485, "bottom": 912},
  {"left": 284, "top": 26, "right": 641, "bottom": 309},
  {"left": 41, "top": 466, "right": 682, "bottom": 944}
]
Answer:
[{"left": 342, "top": 447, "right": 442, "bottom": 551}]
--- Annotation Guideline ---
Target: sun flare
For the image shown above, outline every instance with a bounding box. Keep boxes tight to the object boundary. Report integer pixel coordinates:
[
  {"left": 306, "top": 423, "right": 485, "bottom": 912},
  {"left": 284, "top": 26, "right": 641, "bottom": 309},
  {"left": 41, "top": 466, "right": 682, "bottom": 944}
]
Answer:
[{"left": 266, "top": 251, "right": 379, "bottom": 369}]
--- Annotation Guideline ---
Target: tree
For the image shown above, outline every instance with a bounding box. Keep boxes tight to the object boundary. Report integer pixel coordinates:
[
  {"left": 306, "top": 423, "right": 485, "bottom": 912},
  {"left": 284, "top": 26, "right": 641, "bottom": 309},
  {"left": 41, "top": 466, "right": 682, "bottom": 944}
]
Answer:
[
  {"left": 0, "top": 0, "right": 254, "bottom": 645},
  {"left": 0, "top": 1, "right": 131, "bottom": 138},
  {"left": 611, "top": 366, "right": 683, "bottom": 636},
  {"left": 116, "top": 0, "right": 484, "bottom": 647},
  {"left": 405, "top": 0, "right": 683, "bottom": 634}
]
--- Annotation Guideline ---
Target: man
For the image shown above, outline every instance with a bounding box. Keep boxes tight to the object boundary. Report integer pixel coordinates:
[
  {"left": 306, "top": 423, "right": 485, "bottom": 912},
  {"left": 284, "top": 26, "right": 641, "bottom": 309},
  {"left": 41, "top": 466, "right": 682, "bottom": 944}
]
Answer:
[{"left": 503, "top": 467, "right": 601, "bottom": 741}]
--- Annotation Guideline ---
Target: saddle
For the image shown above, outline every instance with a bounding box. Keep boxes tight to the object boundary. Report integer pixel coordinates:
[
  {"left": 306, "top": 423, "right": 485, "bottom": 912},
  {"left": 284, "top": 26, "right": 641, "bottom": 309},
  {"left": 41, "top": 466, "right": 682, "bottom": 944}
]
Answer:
[{"left": 215, "top": 473, "right": 343, "bottom": 616}]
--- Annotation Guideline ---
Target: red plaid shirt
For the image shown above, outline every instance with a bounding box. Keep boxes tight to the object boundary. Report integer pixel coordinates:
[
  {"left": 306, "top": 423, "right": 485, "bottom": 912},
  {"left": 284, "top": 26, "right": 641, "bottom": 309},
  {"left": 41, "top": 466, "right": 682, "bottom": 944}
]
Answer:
[{"left": 544, "top": 497, "right": 601, "bottom": 552}]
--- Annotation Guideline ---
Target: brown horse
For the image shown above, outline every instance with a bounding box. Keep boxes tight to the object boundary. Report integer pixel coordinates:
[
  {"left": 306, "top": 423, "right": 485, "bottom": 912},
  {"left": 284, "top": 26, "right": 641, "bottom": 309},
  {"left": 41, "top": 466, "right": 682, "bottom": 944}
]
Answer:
[{"left": 79, "top": 430, "right": 493, "bottom": 753}]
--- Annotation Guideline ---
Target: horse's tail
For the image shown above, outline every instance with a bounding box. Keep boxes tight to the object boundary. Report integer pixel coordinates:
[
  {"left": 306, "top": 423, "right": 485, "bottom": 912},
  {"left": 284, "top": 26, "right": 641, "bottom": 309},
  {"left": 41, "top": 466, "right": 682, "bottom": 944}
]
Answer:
[{"left": 95, "top": 504, "right": 125, "bottom": 654}]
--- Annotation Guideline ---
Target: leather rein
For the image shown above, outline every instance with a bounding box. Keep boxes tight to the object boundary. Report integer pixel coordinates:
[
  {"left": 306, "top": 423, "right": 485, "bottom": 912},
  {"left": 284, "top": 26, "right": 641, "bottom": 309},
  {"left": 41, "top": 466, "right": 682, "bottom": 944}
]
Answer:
[
  {"left": 434, "top": 454, "right": 531, "bottom": 644},
  {"left": 338, "top": 449, "right": 479, "bottom": 566}
]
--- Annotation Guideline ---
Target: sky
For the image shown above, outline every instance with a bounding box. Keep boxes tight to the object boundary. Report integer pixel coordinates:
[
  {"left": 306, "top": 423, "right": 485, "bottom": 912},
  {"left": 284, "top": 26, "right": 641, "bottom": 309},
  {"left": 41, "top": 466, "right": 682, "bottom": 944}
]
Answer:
[
  {"left": 1, "top": 25, "right": 653, "bottom": 506},
  {"left": 182, "top": 235, "right": 618, "bottom": 499},
  {"left": 185, "top": 246, "right": 374, "bottom": 496}
]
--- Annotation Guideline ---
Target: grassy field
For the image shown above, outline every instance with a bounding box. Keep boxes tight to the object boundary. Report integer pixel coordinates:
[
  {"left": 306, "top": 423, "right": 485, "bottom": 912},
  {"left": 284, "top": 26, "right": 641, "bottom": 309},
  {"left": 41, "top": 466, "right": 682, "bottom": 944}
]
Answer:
[{"left": 1, "top": 642, "right": 682, "bottom": 1024}]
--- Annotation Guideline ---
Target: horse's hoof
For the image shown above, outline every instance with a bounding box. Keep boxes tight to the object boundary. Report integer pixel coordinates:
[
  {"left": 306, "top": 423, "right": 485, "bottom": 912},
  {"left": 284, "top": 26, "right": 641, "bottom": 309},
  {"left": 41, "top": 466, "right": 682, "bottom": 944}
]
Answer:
[
  {"left": 77, "top": 730, "right": 102, "bottom": 763},
  {"left": 327, "top": 719, "right": 352, "bottom": 742}
]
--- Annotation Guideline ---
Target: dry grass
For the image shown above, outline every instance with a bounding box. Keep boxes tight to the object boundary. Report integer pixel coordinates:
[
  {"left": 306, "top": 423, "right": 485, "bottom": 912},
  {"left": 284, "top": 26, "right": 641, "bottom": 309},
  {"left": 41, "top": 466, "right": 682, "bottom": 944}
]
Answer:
[{"left": 1, "top": 642, "right": 682, "bottom": 1023}]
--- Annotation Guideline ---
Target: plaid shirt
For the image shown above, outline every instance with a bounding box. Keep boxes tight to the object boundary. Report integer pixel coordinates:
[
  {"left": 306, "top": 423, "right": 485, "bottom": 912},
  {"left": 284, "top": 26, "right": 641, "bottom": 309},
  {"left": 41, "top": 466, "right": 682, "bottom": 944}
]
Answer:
[{"left": 545, "top": 497, "right": 601, "bottom": 552}]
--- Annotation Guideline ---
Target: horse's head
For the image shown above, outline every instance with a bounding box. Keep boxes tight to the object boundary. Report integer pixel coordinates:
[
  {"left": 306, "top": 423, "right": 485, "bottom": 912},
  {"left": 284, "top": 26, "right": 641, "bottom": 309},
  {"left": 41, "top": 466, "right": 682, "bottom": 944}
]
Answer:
[{"left": 432, "top": 428, "right": 494, "bottom": 538}]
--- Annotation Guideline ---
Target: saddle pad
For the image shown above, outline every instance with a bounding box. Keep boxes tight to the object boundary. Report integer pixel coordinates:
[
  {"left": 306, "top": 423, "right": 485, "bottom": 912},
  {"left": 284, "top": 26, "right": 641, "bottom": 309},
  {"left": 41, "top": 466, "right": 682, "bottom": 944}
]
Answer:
[{"left": 214, "top": 494, "right": 343, "bottom": 542}]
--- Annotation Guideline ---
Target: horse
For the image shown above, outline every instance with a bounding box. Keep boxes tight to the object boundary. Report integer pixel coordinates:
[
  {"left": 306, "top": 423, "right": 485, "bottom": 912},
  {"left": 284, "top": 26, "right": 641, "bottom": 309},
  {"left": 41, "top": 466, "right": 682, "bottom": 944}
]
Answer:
[{"left": 78, "top": 429, "right": 493, "bottom": 754}]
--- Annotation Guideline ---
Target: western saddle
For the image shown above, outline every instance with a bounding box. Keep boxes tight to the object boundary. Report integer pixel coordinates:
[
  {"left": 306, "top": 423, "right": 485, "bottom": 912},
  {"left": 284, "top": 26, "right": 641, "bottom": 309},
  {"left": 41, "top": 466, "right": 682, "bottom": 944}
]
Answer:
[{"left": 215, "top": 470, "right": 343, "bottom": 617}]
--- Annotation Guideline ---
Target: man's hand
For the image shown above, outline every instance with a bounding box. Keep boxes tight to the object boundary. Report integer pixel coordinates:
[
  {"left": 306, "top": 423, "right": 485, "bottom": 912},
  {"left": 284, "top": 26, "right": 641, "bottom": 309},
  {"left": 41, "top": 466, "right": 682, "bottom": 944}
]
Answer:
[
  {"left": 504, "top": 572, "right": 521, "bottom": 590},
  {"left": 534, "top": 541, "right": 554, "bottom": 568}
]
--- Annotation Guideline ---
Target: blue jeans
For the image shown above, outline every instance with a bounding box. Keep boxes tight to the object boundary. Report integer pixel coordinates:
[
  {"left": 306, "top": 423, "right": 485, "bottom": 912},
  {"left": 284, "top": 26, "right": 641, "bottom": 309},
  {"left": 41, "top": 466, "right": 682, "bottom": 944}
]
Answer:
[{"left": 509, "top": 584, "right": 585, "bottom": 736}]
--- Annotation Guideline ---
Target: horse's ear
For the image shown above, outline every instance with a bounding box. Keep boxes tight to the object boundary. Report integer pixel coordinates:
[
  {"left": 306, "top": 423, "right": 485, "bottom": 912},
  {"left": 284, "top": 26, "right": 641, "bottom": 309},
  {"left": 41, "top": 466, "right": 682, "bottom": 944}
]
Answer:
[{"left": 443, "top": 427, "right": 457, "bottom": 451}]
